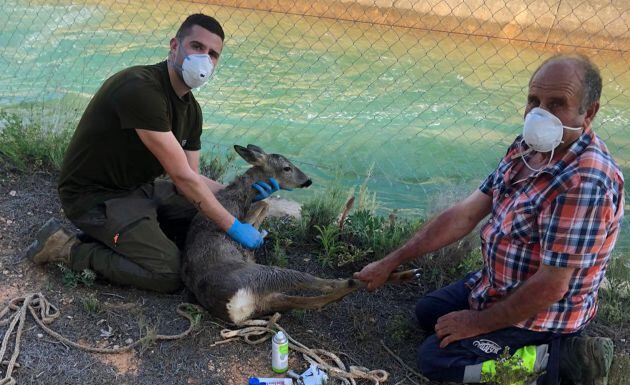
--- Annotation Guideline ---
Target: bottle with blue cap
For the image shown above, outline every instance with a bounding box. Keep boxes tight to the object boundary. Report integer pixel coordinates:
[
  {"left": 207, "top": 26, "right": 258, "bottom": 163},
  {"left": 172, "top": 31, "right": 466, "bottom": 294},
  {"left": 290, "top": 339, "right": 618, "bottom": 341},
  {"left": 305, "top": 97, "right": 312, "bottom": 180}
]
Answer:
[{"left": 248, "top": 377, "right": 292, "bottom": 385}]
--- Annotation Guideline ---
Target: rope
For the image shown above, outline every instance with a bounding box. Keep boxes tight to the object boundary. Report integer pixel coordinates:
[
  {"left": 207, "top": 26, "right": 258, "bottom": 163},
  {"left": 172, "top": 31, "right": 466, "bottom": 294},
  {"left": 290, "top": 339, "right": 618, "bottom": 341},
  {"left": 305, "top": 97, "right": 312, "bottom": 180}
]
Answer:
[
  {"left": 0, "top": 293, "right": 202, "bottom": 385},
  {"left": 212, "top": 313, "right": 389, "bottom": 385}
]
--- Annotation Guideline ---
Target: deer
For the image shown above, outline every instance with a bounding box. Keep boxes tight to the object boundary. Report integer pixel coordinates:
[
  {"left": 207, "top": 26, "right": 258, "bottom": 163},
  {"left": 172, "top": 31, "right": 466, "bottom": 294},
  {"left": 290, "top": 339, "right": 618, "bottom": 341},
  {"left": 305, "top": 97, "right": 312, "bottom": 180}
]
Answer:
[{"left": 182, "top": 144, "right": 417, "bottom": 324}]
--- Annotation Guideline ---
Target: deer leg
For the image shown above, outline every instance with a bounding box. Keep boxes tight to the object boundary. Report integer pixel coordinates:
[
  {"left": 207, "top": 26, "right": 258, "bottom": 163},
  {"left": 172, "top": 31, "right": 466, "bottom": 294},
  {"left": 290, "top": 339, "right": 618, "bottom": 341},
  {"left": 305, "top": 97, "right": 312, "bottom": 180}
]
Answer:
[
  {"left": 253, "top": 266, "right": 366, "bottom": 294},
  {"left": 296, "top": 276, "right": 366, "bottom": 293},
  {"left": 243, "top": 201, "right": 270, "bottom": 229},
  {"left": 256, "top": 283, "right": 362, "bottom": 315}
]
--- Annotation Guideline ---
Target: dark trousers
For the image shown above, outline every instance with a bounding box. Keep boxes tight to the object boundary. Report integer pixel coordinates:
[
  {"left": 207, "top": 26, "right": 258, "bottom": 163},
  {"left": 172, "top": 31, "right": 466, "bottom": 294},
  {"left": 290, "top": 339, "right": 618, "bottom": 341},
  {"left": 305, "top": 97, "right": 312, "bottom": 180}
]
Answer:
[
  {"left": 65, "top": 180, "right": 197, "bottom": 293},
  {"left": 415, "top": 277, "right": 568, "bottom": 384}
]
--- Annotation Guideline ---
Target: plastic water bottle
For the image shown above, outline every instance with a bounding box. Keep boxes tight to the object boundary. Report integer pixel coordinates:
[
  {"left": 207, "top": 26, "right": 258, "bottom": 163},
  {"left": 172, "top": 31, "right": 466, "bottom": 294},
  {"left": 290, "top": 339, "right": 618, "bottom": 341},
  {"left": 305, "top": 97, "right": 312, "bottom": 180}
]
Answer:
[{"left": 271, "top": 330, "right": 289, "bottom": 373}]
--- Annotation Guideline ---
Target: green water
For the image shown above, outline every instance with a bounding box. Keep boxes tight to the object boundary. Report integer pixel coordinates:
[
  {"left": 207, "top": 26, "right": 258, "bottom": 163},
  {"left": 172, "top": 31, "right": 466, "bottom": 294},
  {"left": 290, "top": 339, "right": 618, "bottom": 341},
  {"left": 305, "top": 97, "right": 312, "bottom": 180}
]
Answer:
[{"left": 1, "top": 0, "right": 628, "bottom": 249}]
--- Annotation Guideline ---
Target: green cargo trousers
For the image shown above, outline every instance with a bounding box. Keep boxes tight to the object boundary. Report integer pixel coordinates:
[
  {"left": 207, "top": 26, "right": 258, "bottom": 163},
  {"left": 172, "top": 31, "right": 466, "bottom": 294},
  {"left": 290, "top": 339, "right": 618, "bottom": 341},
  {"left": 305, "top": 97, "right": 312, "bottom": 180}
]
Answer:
[{"left": 65, "top": 179, "right": 198, "bottom": 293}]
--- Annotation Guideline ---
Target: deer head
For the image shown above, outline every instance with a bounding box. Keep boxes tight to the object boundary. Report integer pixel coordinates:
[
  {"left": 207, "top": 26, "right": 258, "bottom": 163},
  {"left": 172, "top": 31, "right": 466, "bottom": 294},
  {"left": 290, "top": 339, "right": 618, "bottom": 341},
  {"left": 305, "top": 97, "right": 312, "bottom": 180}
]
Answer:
[{"left": 234, "top": 144, "right": 312, "bottom": 189}]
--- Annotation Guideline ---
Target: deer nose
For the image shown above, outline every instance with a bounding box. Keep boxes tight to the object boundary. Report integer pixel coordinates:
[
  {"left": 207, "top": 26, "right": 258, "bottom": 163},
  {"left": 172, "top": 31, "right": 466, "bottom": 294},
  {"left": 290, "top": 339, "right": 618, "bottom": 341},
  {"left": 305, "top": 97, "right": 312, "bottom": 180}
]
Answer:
[{"left": 301, "top": 179, "right": 312, "bottom": 188}]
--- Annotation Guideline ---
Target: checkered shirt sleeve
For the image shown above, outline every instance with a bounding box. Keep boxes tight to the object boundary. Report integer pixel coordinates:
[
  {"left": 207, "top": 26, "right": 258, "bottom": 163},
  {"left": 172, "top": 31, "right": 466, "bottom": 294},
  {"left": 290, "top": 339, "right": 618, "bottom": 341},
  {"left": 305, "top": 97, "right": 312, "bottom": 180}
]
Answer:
[{"left": 540, "top": 182, "right": 615, "bottom": 269}]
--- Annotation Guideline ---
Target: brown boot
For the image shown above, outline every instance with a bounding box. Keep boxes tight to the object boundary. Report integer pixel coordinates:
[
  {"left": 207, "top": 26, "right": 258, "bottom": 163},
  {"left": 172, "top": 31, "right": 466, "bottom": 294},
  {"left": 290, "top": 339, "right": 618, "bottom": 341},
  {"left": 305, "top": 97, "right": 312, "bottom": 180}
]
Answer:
[
  {"left": 560, "top": 336, "right": 614, "bottom": 385},
  {"left": 25, "top": 218, "right": 78, "bottom": 265}
]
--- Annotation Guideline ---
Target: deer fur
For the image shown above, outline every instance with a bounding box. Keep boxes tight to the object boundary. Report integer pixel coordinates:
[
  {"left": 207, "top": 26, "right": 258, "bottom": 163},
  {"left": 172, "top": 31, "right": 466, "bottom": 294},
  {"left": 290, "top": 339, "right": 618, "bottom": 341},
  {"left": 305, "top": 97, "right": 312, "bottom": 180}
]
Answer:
[{"left": 182, "top": 145, "right": 364, "bottom": 324}]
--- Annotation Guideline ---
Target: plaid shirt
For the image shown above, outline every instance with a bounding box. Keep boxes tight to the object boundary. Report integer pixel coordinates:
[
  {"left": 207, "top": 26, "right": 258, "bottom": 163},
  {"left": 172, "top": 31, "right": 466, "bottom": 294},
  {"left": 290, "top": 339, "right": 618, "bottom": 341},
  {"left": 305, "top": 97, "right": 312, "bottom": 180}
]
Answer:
[{"left": 466, "top": 128, "right": 624, "bottom": 333}]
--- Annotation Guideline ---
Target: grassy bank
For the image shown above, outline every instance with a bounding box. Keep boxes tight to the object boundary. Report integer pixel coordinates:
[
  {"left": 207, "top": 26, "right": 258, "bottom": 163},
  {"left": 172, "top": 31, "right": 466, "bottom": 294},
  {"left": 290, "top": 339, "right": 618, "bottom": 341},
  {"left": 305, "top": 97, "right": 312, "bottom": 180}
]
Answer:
[{"left": 0, "top": 111, "right": 73, "bottom": 172}]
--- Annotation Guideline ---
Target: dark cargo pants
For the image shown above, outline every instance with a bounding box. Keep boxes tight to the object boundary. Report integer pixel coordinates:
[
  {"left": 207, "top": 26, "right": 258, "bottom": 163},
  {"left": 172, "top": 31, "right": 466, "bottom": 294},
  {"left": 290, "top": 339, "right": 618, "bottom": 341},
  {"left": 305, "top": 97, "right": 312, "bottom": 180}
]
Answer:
[
  {"left": 415, "top": 276, "right": 569, "bottom": 384},
  {"left": 65, "top": 180, "right": 198, "bottom": 293}
]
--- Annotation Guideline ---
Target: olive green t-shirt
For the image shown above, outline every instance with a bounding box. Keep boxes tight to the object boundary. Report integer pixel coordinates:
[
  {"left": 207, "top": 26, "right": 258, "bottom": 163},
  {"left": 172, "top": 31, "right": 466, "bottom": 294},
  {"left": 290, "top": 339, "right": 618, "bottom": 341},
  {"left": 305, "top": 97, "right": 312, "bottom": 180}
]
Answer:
[{"left": 58, "top": 61, "right": 202, "bottom": 218}]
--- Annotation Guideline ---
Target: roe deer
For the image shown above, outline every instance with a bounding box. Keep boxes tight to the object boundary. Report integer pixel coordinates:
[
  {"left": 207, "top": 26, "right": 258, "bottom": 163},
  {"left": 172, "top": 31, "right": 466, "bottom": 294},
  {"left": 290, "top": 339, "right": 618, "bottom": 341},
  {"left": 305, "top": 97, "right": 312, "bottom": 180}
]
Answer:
[{"left": 182, "top": 145, "right": 364, "bottom": 324}]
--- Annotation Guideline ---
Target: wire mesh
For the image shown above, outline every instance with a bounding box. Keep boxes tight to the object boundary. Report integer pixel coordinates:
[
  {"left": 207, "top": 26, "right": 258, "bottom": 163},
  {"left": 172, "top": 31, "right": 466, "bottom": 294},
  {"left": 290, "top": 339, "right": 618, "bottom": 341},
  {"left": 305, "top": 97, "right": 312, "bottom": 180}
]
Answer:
[{"left": 1, "top": 0, "right": 628, "bottom": 248}]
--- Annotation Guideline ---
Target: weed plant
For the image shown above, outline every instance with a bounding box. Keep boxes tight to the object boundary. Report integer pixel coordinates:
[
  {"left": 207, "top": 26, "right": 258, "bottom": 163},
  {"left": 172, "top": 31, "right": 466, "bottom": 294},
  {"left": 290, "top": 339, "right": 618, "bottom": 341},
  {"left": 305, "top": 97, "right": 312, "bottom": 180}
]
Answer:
[
  {"left": 199, "top": 147, "right": 236, "bottom": 182},
  {"left": 182, "top": 304, "right": 205, "bottom": 329},
  {"left": 0, "top": 111, "right": 72, "bottom": 171},
  {"left": 298, "top": 183, "right": 348, "bottom": 240},
  {"left": 270, "top": 180, "right": 422, "bottom": 267},
  {"left": 481, "top": 347, "right": 542, "bottom": 385},
  {"left": 58, "top": 264, "right": 96, "bottom": 288},
  {"left": 597, "top": 252, "right": 630, "bottom": 327},
  {"left": 81, "top": 293, "right": 102, "bottom": 314}
]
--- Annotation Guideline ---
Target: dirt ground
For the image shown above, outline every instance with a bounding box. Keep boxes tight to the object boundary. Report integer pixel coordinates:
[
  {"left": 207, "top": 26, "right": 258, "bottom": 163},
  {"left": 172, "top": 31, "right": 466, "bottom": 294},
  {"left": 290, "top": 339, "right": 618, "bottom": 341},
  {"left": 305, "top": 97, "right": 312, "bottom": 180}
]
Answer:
[{"left": 1, "top": 168, "right": 628, "bottom": 385}]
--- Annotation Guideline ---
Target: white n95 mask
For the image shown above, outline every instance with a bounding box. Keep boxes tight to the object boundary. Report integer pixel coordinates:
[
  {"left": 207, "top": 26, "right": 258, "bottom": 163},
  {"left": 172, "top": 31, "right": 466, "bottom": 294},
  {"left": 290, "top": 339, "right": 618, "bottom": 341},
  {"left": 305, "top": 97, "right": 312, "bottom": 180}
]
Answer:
[
  {"left": 522, "top": 107, "right": 582, "bottom": 153},
  {"left": 180, "top": 54, "right": 214, "bottom": 89},
  {"left": 520, "top": 107, "right": 582, "bottom": 172}
]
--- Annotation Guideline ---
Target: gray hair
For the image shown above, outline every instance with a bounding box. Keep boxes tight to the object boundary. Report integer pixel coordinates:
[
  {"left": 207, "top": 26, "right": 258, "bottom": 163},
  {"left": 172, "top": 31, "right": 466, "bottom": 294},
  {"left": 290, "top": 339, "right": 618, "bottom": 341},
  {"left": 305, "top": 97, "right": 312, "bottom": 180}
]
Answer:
[{"left": 530, "top": 54, "right": 602, "bottom": 114}]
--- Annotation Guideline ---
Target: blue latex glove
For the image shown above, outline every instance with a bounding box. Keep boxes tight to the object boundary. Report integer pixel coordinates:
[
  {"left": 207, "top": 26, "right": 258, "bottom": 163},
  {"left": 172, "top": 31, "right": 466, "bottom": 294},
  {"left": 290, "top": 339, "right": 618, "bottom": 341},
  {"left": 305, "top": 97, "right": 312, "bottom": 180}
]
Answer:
[
  {"left": 251, "top": 178, "right": 280, "bottom": 202},
  {"left": 226, "top": 218, "right": 264, "bottom": 249}
]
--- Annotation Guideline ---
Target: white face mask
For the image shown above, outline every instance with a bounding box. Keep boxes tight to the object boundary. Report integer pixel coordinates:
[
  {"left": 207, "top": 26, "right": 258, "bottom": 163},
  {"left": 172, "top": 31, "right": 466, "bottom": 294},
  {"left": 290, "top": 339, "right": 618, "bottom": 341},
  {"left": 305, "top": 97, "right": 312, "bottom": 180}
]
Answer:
[
  {"left": 522, "top": 107, "right": 582, "bottom": 152},
  {"left": 180, "top": 53, "right": 214, "bottom": 89},
  {"left": 171, "top": 41, "right": 214, "bottom": 89},
  {"left": 520, "top": 107, "right": 582, "bottom": 173}
]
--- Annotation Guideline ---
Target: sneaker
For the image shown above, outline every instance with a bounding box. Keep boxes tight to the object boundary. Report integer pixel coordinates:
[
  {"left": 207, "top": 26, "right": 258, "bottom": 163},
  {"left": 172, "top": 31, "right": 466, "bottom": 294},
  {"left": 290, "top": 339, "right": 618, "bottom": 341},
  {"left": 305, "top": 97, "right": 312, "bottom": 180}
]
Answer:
[
  {"left": 25, "top": 218, "right": 77, "bottom": 265},
  {"left": 560, "top": 336, "right": 614, "bottom": 385}
]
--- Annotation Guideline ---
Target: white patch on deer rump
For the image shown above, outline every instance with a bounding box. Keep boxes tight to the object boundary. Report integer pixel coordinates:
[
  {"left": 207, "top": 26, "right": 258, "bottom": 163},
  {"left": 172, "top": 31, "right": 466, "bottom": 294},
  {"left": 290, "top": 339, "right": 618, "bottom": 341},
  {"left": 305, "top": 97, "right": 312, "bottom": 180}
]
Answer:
[{"left": 226, "top": 288, "right": 257, "bottom": 324}]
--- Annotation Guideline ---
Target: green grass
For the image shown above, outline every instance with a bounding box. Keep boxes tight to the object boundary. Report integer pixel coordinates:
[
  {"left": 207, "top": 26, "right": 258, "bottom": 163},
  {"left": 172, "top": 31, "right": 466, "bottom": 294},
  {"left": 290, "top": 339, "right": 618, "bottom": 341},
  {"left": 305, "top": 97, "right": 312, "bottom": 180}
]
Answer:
[
  {"left": 481, "top": 347, "right": 542, "bottom": 385},
  {"left": 269, "top": 236, "right": 290, "bottom": 268},
  {"left": 81, "top": 293, "right": 102, "bottom": 314},
  {"left": 344, "top": 209, "right": 422, "bottom": 258},
  {"left": 609, "top": 353, "right": 630, "bottom": 385},
  {"left": 0, "top": 111, "right": 72, "bottom": 171},
  {"left": 57, "top": 264, "right": 96, "bottom": 288},
  {"left": 386, "top": 313, "right": 413, "bottom": 344},
  {"left": 182, "top": 304, "right": 205, "bottom": 329},
  {"left": 298, "top": 182, "right": 349, "bottom": 240},
  {"left": 265, "top": 181, "right": 422, "bottom": 268},
  {"left": 199, "top": 147, "right": 236, "bottom": 182},
  {"left": 597, "top": 252, "right": 630, "bottom": 327}
]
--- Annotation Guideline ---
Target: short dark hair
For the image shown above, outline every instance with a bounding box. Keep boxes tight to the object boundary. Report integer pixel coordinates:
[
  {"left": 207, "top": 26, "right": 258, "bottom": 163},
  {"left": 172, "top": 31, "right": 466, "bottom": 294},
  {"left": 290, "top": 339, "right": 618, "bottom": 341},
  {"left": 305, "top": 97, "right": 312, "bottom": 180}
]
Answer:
[
  {"left": 530, "top": 54, "right": 602, "bottom": 114},
  {"left": 176, "top": 14, "right": 225, "bottom": 41}
]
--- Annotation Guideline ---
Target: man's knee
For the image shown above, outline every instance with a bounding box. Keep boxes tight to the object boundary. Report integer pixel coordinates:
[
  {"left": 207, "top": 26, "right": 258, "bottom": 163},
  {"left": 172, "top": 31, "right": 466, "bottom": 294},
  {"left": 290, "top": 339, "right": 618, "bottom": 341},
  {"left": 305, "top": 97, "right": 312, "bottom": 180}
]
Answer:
[{"left": 415, "top": 296, "right": 441, "bottom": 332}]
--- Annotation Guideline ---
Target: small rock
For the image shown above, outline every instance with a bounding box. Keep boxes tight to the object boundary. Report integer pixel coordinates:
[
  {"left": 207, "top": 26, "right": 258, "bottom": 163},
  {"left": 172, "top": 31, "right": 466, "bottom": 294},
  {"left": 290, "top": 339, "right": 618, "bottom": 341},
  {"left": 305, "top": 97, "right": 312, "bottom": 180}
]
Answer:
[
  {"left": 37, "top": 333, "right": 43, "bottom": 338},
  {"left": 66, "top": 315, "right": 73, "bottom": 319},
  {"left": 6, "top": 220, "right": 13, "bottom": 225},
  {"left": 622, "top": 339, "right": 626, "bottom": 343},
  {"left": 2, "top": 270, "right": 8, "bottom": 275},
  {"left": 113, "top": 345, "right": 120, "bottom": 349},
  {"left": 17, "top": 274, "right": 22, "bottom": 278},
  {"left": 9, "top": 190, "right": 16, "bottom": 196},
  {"left": 125, "top": 338, "right": 133, "bottom": 345}
]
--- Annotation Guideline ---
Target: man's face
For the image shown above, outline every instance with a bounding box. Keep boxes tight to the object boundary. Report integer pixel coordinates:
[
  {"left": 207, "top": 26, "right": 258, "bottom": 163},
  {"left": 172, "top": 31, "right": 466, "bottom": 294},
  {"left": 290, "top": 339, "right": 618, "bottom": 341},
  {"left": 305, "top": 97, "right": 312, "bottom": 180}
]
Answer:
[
  {"left": 524, "top": 60, "right": 597, "bottom": 149},
  {"left": 170, "top": 24, "right": 223, "bottom": 69},
  {"left": 525, "top": 61, "right": 585, "bottom": 126}
]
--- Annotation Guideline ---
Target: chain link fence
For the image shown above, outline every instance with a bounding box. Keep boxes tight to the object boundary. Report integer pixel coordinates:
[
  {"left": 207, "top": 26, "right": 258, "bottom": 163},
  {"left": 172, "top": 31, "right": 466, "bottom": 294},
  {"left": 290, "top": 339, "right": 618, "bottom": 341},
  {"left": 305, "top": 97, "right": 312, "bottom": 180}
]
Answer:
[{"left": 1, "top": 0, "right": 629, "bottom": 247}]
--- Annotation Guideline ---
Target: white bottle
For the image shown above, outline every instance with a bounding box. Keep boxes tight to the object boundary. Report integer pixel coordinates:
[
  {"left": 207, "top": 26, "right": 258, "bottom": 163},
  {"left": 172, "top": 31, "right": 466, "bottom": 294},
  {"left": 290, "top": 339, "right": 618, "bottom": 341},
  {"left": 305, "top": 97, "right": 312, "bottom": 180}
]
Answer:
[{"left": 271, "top": 330, "right": 289, "bottom": 373}]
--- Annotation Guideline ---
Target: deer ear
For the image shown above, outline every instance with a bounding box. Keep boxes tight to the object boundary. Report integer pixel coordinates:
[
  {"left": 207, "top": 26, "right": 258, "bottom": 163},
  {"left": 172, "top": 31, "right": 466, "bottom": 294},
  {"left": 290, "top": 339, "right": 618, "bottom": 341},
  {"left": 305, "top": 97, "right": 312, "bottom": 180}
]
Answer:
[
  {"left": 246, "top": 144, "right": 266, "bottom": 154},
  {"left": 234, "top": 145, "right": 266, "bottom": 166}
]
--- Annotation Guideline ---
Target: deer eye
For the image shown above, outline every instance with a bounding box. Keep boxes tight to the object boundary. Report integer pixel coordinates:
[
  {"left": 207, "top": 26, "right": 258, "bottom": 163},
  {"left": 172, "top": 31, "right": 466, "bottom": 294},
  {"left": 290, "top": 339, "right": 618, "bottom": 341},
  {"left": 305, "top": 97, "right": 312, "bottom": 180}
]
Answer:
[{"left": 283, "top": 166, "right": 291, "bottom": 172}]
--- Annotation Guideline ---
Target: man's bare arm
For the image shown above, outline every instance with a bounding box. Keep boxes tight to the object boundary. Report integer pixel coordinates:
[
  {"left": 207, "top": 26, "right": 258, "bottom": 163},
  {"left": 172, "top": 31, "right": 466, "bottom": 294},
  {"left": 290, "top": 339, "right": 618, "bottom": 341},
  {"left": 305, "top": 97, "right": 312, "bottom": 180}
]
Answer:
[
  {"left": 136, "top": 129, "right": 233, "bottom": 231},
  {"left": 355, "top": 189, "right": 492, "bottom": 290},
  {"left": 184, "top": 150, "right": 225, "bottom": 194}
]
